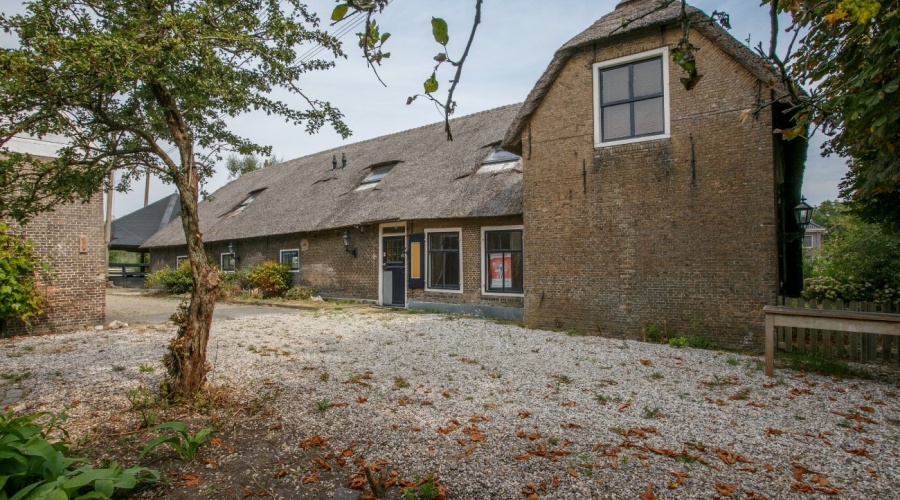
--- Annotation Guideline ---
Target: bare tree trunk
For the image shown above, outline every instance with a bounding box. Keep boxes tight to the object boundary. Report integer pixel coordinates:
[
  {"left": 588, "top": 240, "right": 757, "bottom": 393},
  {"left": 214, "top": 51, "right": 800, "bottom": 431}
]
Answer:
[{"left": 162, "top": 170, "right": 219, "bottom": 400}]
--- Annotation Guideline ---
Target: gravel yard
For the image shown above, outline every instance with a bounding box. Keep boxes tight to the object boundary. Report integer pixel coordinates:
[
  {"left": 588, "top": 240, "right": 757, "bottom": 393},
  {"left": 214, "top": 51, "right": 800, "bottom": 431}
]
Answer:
[{"left": 1, "top": 306, "right": 898, "bottom": 499}]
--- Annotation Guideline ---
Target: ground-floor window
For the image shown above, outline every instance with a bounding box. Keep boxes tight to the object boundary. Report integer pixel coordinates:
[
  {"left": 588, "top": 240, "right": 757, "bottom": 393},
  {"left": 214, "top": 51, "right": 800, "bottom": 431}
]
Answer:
[
  {"left": 280, "top": 249, "right": 300, "bottom": 272},
  {"left": 176, "top": 255, "right": 188, "bottom": 267},
  {"left": 426, "top": 230, "right": 461, "bottom": 291},
  {"left": 221, "top": 252, "right": 236, "bottom": 272},
  {"left": 483, "top": 227, "right": 523, "bottom": 294}
]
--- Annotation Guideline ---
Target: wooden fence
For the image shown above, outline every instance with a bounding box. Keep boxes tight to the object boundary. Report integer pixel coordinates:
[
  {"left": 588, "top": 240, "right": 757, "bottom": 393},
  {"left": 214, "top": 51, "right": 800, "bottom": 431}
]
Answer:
[{"left": 775, "top": 296, "right": 899, "bottom": 364}]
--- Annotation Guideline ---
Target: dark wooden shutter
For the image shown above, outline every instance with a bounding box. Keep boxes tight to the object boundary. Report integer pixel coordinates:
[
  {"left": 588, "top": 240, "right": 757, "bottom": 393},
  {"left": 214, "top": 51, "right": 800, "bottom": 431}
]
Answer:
[{"left": 408, "top": 233, "right": 425, "bottom": 289}]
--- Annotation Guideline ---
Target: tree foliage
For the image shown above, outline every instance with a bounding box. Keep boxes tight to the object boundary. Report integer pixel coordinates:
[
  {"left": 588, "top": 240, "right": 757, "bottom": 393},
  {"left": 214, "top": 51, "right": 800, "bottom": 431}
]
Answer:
[
  {"left": 0, "top": 0, "right": 349, "bottom": 398},
  {"left": 225, "top": 153, "right": 282, "bottom": 180},
  {"left": 767, "top": 0, "right": 899, "bottom": 228},
  {"left": 804, "top": 203, "right": 900, "bottom": 303}
]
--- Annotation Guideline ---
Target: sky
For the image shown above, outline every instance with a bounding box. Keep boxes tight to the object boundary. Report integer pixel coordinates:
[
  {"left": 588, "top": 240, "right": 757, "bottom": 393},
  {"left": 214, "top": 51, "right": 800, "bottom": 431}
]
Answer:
[{"left": 1, "top": 0, "right": 848, "bottom": 218}]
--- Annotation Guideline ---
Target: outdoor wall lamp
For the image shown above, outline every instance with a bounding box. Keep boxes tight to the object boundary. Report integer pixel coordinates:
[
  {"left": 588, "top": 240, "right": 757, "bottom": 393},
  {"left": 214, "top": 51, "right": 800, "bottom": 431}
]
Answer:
[
  {"left": 794, "top": 196, "right": 813, "bottom": 230},
  {"left": 342, "top": 230, "right": 357, "bottom": 257},
  {"left": 228, "top": 241, "right": 237, "bottom": 260}
]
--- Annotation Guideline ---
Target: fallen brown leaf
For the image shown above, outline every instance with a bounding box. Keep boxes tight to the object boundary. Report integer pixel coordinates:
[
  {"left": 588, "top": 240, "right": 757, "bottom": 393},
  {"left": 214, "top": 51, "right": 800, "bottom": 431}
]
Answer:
[
  {"left": 519, "top": 410, "right": 531, "bottom": 419},
  {"left": 568, "top": 467, "right": 579, "bottom": 478},
  {"left": 617, "top": 400, "right": 632, "bottom": 412},
  {"left": 640, "top": 483, "right": 656, "bottom": 500},
  {"left": 715, "top": 483, "right": 736, "bottom": 497},
  {"left": 181, "top": 474, "right": 200, "bottom": 487}
]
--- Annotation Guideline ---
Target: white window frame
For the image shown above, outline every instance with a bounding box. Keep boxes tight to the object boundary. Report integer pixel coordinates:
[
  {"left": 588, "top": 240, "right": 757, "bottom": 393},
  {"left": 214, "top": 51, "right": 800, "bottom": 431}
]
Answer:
[
  {"left": 424, "top": 228, "right": 463, "bottom": 294},
  {"left": 481, "top": 225, "right": 524, "bottom": 297},
  {"left": 220, "top": 252, "right": 236, "bottom": 273},
  {"left": 593, "top": 46, "right": 671, "bottom": 148},
  {"left": 279, "top": 248, "right": 300, "bottom": 272},
  {"left": 176, "top": 255, "right": 188, "bottom": 267}
]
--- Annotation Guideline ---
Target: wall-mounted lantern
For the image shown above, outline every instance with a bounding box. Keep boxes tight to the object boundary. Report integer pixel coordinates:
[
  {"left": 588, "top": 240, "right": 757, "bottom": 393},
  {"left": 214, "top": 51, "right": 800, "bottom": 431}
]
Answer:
[
  {"left": 794, "top": 196, "right": 813, "bottom": 230},
  {"left": 342, "top": 229, "right": 357, "bottom": 257}
]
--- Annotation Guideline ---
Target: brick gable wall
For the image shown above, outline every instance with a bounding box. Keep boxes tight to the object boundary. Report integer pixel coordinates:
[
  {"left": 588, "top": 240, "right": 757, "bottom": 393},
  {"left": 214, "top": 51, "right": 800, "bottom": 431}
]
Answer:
[
  {"left": 3, "top": 196, "right": 106, "bottom": 335},
  {"left": 521, "top": 29, "right": 779, "bottom": 349}
]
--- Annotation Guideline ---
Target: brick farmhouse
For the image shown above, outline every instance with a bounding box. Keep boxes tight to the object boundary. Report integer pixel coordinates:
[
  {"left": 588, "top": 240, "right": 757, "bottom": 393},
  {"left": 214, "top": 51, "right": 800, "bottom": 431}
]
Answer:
[{"left": 145, "top": 0, "right": 807, "bottom": 349}]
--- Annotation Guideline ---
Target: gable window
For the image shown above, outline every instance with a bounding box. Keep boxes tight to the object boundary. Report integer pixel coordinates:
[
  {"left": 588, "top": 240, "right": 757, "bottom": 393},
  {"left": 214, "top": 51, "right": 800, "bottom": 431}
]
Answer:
[
  {"left": 482, "top": 227, "right": 523, "bottom": 295},
  {"left": 356, "top": 162, "right": 398, "bottom": 191},
  {"left": 280, "top": 249, "right": 300, "bottom": 272},
  {"left": 426, "top": 230, "right": 461, "bottom": 292},
  {"left": 221, "top": 252, "right": 236, "bottom": 272},
  {"left": 593, "top": 47, "right": 670, "bottom": 147}
]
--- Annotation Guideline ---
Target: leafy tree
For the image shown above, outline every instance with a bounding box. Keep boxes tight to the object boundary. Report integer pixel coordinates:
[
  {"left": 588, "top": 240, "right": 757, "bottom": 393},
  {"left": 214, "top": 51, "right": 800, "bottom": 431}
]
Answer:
[
  {"left": 0, "top": 0, "right": 349, "bottom": 399},
  {"left": 804, "top": 210, "right": 900, "bottom": 303},
  {"left": 225, "top": 153, "right": 282, "bottom": 180},
  {"left": 766, "top": 0, "right": 899, "bottom": 229},
  {"left": 0, "top": 223, "right": 43, "bottom": 335},
  {"left": 810, "top": 199, "right": 845, "bottom": 229}
]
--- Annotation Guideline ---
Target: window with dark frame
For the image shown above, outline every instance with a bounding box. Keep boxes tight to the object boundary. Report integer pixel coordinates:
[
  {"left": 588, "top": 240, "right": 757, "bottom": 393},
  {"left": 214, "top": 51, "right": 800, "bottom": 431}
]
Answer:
[
  {"left": 221, "top": 253, "right": 236, "bottom": 272},
  {"left": 427, "top": 232, "right": 460, "bottom": 290},
  {"left": 599, "top": 56, "right": 665, "bottom": 143},
  {"left": 484, "top": 230, "right": 523, "bottom": 294},
  {"left": 280, "top": 249, "right": 299, "bottom": 272}
]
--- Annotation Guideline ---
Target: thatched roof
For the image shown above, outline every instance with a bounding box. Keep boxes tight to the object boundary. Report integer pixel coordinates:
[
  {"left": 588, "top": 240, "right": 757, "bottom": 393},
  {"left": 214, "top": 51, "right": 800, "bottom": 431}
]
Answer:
[
  {"left": 110, "top": 193, "right": 180, "bottom": 251},
  {"left": 502, "top": 0, "right": 786, "bottom": 152},
  {"left": 143, "top": 104, "right": 522, "bottom": 248}
]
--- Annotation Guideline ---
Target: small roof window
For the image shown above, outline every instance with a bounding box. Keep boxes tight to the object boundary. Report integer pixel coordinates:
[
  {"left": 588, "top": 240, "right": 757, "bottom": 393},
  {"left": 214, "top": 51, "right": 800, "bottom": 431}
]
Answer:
[
  {"left": 223, "top": 188, "right": 265, "bottom": 217},
  {"left": 355, "top": 162, "right": 398, "bottom": 191},
  {"left": 477, "top": 146, "right": 520, "bottom": 174}
]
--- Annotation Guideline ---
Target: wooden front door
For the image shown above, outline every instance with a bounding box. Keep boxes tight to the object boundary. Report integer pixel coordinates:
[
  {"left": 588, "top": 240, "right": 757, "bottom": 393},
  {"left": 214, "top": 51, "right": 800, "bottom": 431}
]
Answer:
[{"left": 382, "top": 235, "right": 406, "bottom": 307}]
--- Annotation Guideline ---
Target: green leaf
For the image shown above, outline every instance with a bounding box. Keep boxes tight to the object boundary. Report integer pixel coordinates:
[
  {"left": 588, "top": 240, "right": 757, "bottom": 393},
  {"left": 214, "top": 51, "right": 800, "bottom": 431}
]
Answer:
[
  {"left": 380, "top": 32, "right": 391, "bottom": 44},
  {"left": 331, "top": 4, "right": 348, "bottom": 22},
  {"left": 424, "top": 73, "right": 439, "bottom": 94},
  {"left": 138, "top": 436, "right": 181, "bottom": 459},
  {"left": 431, "top": 17, "right": 449, "bottom": 45}
]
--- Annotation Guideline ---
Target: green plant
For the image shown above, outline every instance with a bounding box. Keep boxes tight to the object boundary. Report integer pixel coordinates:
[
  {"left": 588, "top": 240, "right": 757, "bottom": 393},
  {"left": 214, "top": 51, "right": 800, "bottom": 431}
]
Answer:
[
  {"left": 144, "top": 261, "right": 193, "bottom": 294},
  {"left": 126, "top": 386, "right": 168, "bottom": 428},
  {"left": 1, "top": 370, "right": 32, "bottom": 383},
  {"left": 139, "top": 421, "right": 213, "bottom": 462},
  {"left": 781, "top": 352, "right": 859, "bottom": 377},
  {"left": 649, "top": 371, "right": 663, "bottom": 380},
  {"left": 555, "top": 374, "right": 573, "bottom": 384},
  {"left": 246, "top": 261, "right": 292, "bottom": 297},
  {"left": 320, "top": 372, "right": 330, "bottom": 382},
  {"left": 643, "top": 406, "right": 662, "bottom": 419},
  {"left": 726, "top": 357, "right": 739, "bottom": 366},
  {"left": 112, "top": 365, "right": 125, "bottom": 372},
  {"left": 0, "top": 223, "right": 46, "bottom": 335},
  {"left": 668, "top": 336, "right": 689, "bottom": 347},
  {"left": 402, "top": 474, "right": 442, "bottom": 500},
  {"left": 316, "top": 399, "right": 330, "bottom": 412},
  {"left": 393, "top": 376, "right": 410, "bottom": 389},
  {"left": 688, "top": 335, "right": 713, "bottom": 349},
  {"left": 139, "top": 364, "right": 155, "bottom": 374},
  {"left": 644, "top": 323, "right": 668, "bottom": 343},
  {"left": 0, "top": 409, "right": 157, "bottom": 498},
  {"left": 284, "top": 286, "right": 317, "bottom": 301}
]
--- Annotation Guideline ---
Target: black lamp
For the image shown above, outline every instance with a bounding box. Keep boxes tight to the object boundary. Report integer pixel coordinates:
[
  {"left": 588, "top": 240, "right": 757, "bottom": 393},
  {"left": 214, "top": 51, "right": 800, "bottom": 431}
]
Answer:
[
  {"left": 794, "top": 196, "right": 813, "bottom": 229},
  {"left": 228, "top": 241, "right": 235, "bottom": 255},
  {"left": 342, "top": 230, "right": 356, "bottom": 257},
  {"left": 332, "top": 155, "right": 337, "bottom": 170}
]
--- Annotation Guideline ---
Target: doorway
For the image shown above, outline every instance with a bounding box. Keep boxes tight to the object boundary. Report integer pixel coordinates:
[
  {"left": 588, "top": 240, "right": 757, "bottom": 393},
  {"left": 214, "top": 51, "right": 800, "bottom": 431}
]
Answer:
[{"left": 381, "top": 234, "right": 406, "bottom": 307}]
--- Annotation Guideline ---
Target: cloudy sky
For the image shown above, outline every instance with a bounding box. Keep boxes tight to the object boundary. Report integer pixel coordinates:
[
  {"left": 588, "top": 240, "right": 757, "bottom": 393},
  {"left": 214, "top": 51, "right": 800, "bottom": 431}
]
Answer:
[{"left": 2, "top": 0, "right": 847, "bottom": 217}]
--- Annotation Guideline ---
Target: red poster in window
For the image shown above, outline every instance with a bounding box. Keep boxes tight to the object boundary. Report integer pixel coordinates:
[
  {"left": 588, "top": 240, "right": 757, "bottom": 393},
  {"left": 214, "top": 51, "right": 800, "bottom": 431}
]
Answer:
[{"left": 489, "top": 253, "right": 512, "bottom": 288}]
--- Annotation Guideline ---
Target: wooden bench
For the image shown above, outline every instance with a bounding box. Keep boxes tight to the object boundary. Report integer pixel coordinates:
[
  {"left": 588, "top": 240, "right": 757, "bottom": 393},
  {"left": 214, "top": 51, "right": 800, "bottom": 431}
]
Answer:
[{"left": 764, "top": 305, "right": 900, "bottom": 376}]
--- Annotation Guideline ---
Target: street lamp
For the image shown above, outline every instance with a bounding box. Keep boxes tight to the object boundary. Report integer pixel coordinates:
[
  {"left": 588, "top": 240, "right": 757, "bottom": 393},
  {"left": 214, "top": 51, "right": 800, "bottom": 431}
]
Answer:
[{"left": 794, "top": 196, "right": 813, "bottom": 229}]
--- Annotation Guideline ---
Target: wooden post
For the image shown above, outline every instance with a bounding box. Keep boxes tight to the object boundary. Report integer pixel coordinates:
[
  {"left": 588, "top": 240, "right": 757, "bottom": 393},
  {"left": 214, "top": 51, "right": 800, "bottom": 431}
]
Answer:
[{"left": 765, "top": 312, "right": 775, "bottom": 377}]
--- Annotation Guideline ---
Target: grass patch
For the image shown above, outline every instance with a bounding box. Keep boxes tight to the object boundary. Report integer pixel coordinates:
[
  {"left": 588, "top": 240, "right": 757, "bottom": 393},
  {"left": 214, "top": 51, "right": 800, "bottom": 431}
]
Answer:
[
  {"left": 643, "top": 406, "right": 662, "bottom": 419},
  {"left": 778, "top": 352, "right": 861, "bottom": 377},
  {"left": 112, "top": 365, "right": 126, "bottom": 372},
  {"left": 393, "top": 376, "right": 410, "bottom": 389},
  {"left": 0, "top": 371, "right": 31, "bottom": 383}
]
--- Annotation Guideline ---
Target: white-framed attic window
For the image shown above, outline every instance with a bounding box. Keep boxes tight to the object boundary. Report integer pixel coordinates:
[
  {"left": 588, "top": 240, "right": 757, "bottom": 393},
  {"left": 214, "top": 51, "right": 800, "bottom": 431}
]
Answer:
[
  {"left": 477, "top": 145, "right": 521, "bottom": 174},
  {"left": 355, "top": 162, "right": 398, "bottom": 191}
]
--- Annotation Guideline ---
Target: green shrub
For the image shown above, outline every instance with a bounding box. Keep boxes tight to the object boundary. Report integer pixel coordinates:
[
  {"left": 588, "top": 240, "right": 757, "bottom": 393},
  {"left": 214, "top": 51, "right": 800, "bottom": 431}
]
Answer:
[
  {"left": 284, "top": 286, "right": 316, "bottom": 300},
  {"left": 139, "top": 421, "right": 212, "bottom": 462},
  {"left": 0, "top": 409, "right": 158, "bottom": 498},
  {"left": 644, "top": 323, "right": 669, "bottom": 343},
  {"left": 0, "top": 223, "right": 44, "bottom": 333},
  {"left": 145, "top": 261, "right": 193, "bottom": 294},
  {"left": 668, "top": 336, "right": 689, "bottom": 347},
  {"left": 688, "top": 335, "right": 713, "bottom": 349},
  {"left": 246, "top": 261, "right": 291, "bottom": 297}
]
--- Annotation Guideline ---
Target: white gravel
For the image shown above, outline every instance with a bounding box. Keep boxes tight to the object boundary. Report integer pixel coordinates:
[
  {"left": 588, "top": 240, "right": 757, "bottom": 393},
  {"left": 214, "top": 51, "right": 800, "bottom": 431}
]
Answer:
[{"left": 1, "top": 307, "right": 898, "bottom": 499}]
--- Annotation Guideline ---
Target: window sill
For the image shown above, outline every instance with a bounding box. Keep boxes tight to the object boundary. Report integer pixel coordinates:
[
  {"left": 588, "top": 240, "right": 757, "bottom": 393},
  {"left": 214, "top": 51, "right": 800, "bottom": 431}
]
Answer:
[
  {"left": 425, "top": 286, "right": 463, "bottom": 294},
  {"left": 594, "top": 133, "right": 670, "bottom": 149},
  {"left": 482, "top": 291, "right": 524, "bottom": 298}
]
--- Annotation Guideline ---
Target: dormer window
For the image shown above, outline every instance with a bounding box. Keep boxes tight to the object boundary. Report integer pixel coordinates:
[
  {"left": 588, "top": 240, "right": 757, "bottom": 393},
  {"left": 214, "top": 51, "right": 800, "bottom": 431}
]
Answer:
[
  {"left": 224, "top": 188, "right": 265, "bottom": 217},
  {"left": 356, "top": 162, "right": 398, "bottom": 191},
  {"left": 477, "top": 145, "right": 520, "bottom": 174}
]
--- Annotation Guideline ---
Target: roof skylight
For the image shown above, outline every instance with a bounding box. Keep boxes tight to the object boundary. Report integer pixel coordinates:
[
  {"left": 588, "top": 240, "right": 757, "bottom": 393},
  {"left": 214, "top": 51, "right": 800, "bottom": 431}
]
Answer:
[
  {"left": 477, "top": 146, "right": 521, "bottom": 174},
  {"left": 224, "top": 188, "right": 266, "bottom": 217},
  {"left": 355, "top": 162, "right": 397, "bottom": 191}
]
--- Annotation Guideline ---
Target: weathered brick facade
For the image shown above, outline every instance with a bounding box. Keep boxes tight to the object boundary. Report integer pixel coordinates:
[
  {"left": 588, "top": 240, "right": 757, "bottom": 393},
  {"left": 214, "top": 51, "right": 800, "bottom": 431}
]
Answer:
[
  {"left": 3, "top": 170, "right": 106, "bottom": 334},
  {"left": 151, "top": 215, "right": 524, "bottom": 313},
  {"left": 519, "top": 28, "right": 782, "bottom": 349}
]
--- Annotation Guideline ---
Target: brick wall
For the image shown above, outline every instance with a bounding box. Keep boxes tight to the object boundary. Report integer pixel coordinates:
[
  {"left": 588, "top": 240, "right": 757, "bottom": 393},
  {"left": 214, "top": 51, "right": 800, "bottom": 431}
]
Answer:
[
  {"left": 521, "top": 28, "right": 779, "bottom": 349},
  {"left": 151, "top": 215, "right": 524, "bottom": 311},
  {"left": 3, "top": 195, "right": 106, "bottom": 335}
]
